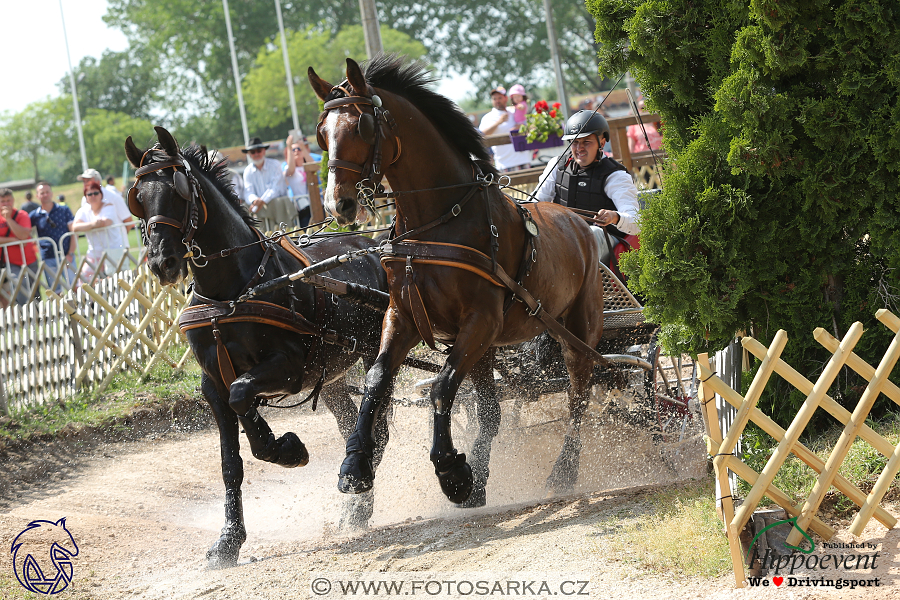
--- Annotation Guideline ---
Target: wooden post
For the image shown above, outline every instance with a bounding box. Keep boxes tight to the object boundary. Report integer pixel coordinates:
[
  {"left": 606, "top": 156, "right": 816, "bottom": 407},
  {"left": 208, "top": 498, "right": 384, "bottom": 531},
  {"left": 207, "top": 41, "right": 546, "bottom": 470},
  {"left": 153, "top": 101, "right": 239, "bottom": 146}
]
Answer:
[
  {"left": 697, "top": 352, "right": 746, "bottom": 588},
  {"left": 304, "top": 161, "right": 325, "bottom": 224}
]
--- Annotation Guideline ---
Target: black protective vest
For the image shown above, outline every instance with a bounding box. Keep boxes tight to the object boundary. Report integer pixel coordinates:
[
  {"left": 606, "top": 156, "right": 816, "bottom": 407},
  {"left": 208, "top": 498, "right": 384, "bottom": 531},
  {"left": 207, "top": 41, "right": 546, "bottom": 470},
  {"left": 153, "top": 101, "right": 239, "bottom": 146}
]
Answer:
[{"left": 554, "top": 155, "right": 629, "bottom": 236}]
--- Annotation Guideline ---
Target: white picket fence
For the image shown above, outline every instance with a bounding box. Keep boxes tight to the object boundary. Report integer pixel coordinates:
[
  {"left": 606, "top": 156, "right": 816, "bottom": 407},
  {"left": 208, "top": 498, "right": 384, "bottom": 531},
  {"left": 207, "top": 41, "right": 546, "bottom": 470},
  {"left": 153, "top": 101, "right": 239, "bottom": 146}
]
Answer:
[{"left": 0, "top": 268, "right": 191, "bottom": 415}]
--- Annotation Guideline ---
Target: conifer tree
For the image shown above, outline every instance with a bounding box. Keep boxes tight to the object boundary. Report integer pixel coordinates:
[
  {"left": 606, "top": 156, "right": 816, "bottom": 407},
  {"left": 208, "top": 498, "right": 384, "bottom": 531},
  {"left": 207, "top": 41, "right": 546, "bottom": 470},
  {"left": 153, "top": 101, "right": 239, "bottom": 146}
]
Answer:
[{"left": 590, "top": 0, "right": 900, "bottom": 422}]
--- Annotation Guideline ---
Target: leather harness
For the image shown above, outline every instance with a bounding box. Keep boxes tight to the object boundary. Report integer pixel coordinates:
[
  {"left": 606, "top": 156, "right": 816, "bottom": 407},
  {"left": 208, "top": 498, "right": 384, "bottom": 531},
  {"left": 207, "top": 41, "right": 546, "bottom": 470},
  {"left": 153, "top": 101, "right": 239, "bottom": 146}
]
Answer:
[{"left": 320, "top": 81, "right": 612, "bottom": 367}]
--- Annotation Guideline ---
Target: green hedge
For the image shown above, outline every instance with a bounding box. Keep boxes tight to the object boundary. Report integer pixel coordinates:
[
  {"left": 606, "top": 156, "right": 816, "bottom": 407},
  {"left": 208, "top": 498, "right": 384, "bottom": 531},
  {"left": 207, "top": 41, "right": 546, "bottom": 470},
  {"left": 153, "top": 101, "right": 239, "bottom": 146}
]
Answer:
[{"left": 591, "top": 0, "right": 900, "bottom": 426}]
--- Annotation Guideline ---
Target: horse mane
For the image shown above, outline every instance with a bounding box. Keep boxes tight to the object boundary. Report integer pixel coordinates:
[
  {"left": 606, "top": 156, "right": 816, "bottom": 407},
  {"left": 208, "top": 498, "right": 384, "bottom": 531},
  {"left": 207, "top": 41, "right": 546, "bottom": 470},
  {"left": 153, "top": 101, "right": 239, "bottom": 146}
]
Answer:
[
  {"left": 141, "top": 144, "right": 256, "bottom": 227},
  {"left": 355, "top": 54, "right": 495, "bottom": 171}
]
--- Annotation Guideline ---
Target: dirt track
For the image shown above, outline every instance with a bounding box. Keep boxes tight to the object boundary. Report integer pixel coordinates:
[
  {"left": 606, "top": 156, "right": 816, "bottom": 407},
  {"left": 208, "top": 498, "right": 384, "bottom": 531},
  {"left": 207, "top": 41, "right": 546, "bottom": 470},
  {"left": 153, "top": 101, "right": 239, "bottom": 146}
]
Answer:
[{"left": 1, "top": 390, "right": 898, "bottom": 599}]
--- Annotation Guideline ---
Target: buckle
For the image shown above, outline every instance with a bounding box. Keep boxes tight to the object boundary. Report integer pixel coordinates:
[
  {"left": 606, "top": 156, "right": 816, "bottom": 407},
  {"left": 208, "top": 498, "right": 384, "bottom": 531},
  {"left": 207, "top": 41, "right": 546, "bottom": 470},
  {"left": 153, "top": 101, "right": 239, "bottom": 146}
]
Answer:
[
  {"left": 451, "top": 204, "right": 462, "bottom": 217},
  {"left": 528, "top": 301, "right": 542, "bottom": 317}
]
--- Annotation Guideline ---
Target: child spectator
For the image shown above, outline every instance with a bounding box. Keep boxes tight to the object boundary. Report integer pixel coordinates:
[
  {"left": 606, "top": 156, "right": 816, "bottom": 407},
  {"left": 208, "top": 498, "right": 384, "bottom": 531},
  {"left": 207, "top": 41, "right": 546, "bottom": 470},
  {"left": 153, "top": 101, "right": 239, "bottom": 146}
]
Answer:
[{"left": 509, "top": 84, "right": 530, "bottom": 127}]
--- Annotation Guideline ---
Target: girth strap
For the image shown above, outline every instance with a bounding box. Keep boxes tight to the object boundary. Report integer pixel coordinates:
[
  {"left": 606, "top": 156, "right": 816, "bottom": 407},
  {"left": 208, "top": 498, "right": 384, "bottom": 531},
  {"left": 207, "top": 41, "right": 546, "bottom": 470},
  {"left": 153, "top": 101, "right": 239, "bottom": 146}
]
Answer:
[
  {"left": 180, "top": 300, "right": 358, "bottom": 352},
  {"left": 211, "top": 317, "right": 238, "bottom": 389},
  {"left": 405, "top": 256, "right": 437, "bottom": 350}
]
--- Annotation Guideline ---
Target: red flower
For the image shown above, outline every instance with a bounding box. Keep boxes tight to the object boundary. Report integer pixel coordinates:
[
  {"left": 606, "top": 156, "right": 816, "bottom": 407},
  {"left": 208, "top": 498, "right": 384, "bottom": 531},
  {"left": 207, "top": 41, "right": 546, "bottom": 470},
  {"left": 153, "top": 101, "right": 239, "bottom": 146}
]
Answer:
[
  {"left": 549, "top": 109, "right": 557, "bottom": 118},
  {"left": 553, "top": 102, "right": 561, "bottom": 109}
]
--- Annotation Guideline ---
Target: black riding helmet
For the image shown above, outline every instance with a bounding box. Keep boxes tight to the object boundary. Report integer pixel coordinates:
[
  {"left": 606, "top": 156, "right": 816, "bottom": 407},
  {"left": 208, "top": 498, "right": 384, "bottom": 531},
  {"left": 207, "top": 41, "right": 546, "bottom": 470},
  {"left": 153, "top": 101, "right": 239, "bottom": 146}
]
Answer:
[{"left": 561, "top": 110, "right": 610, "bottom": 142}]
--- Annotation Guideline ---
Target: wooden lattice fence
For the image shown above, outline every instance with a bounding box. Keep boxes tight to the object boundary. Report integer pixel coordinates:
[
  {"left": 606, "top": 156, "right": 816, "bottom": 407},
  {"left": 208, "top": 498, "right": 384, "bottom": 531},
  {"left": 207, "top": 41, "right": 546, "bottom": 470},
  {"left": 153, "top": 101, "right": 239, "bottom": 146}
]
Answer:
[
  {"left": 700, "top": 309, "right": 900, "bottom": 586},
  {"left": 0, "top": 267, "right": 192, "bottom": 414}
]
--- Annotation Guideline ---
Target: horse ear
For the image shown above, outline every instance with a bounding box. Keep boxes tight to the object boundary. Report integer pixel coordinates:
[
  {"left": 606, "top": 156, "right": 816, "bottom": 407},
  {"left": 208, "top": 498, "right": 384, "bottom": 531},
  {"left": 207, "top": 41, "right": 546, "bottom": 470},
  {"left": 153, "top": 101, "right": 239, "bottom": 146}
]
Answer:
[
  {"left": 345, "top": 58, "right": 368, "bottom": 97},
  {"left": 125, "top": 136, "right": 143, "bottom": 168},
  {"left": 154, "top": 126, "right": 180, "bottom": 157},
  {"left": 308, "top": 67, "right": 334, "bottom": 101}
]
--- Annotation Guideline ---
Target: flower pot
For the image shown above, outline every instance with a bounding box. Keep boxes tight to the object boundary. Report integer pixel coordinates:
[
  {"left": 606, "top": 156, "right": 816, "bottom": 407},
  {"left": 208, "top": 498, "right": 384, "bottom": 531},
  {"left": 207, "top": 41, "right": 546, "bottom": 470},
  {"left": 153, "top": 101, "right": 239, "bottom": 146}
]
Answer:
[{"left": 509, "top": 132, "right": 564, "bottom": 151}]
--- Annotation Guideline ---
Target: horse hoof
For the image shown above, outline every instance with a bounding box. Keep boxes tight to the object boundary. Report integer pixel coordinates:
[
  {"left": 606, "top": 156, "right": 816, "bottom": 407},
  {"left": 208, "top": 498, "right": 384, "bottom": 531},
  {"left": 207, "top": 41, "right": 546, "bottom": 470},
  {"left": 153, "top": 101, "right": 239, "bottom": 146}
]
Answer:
[
  {"left": 274, "top": 432, "right": 309, "bottom": 468},
  {"left": 456, "top": 484, "right": 486, "bottom": 509},
  {"left": 434, "top": 452, "right": 473, "bottom": 504},
  {"left": 338, "top": 452, "right": 374, "bottom": 494},
  {"left": 338, "top": 490, "right": 374, "bottom": 531},
  {"left": 206, "top": 536, "right": 242, "bottom": 569},
  {"left": 545, "top": 469, "right": 577, "bottom": 495}
]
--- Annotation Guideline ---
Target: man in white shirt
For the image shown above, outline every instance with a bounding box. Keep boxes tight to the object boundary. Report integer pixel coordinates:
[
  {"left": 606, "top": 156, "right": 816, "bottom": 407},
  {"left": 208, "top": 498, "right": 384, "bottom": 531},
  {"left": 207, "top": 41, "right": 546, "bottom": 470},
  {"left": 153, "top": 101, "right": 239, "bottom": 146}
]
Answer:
[
  {"left": 478, "top": 86, "right": 532, "bottom": 172},
  {"left": 77, "top": 168, "right": 134, "bottom": 230},
  {"left": 241, "top": 137, "right": 287, "bottom": 214}
]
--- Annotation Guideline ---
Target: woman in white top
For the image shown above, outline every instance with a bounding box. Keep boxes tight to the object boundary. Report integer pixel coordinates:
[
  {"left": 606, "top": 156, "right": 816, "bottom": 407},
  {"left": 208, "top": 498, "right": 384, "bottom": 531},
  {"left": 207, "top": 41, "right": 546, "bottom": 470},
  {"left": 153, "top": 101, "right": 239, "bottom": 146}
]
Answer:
[
  {"left": 283, "top": 133, "right": 313, "bottom": 227},
  {"left": 72, "top": 180, "right": 127, "bottom": 281}
]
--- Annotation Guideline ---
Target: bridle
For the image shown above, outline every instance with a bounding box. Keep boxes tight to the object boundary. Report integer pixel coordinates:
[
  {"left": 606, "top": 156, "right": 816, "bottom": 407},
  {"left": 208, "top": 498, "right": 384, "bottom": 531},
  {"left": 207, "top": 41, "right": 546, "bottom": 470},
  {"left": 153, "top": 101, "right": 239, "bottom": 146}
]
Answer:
[
  {"left": 316, "top": 82, "right": 401, "bottom": 211},
  {"left": 128, "top": 147, "right": 210, "bottom": 268}
]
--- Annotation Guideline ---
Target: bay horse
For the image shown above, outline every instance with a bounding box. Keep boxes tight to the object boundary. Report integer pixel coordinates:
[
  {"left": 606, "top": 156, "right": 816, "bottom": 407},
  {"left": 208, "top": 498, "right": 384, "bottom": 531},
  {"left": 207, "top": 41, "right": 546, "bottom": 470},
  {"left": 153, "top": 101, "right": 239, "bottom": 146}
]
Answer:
[
  {"left": 308, "top": 55, "right": 608, "bottom": 506},
  {"left": 124, "top": 127, "right": 392, "bottom": 567}
]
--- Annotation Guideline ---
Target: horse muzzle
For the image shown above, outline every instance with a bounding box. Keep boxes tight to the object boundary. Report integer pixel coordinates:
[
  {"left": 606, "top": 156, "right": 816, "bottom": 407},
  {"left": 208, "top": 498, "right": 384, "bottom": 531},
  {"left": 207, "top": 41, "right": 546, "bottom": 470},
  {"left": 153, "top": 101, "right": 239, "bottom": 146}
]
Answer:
[
  {"left": 147, "top": 238, "right": 188, "bottom": 285},
  {"left": 330, "top": 195, "right": 362, "bottom": 226}
]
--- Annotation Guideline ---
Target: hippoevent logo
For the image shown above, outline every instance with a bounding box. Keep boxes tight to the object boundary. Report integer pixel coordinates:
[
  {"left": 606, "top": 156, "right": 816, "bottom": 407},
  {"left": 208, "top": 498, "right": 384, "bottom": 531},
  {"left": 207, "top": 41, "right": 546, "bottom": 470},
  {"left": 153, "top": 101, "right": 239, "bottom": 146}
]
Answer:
[
  {"left": 745, "top": 515, "right": 881, "bottom": 589},
  {"left": 10, "top": 518, "right": 80, "bottom": 595}
]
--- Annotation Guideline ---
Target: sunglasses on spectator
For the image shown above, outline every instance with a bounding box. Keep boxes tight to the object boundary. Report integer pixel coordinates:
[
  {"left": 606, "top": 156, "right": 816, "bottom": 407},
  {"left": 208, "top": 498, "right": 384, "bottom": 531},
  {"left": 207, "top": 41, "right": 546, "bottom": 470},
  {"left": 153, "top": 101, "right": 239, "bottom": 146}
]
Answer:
[
  {"left": 249, "top": 149, "right": 266, "bottom": 155},
  {"left": 86, "top": 191, "right": 102, "bottom": 197},
  {"left": 291, "top": 147, "right": 305, "bottom": 152}
]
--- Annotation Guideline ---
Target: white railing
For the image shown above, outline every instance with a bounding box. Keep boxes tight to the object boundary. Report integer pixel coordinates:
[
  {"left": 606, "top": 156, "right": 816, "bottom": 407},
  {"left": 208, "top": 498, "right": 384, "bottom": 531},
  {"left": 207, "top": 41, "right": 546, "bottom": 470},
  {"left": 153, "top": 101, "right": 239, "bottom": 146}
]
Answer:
[{"left": 0, "top": 223, "right": 146, "bottom": 306}]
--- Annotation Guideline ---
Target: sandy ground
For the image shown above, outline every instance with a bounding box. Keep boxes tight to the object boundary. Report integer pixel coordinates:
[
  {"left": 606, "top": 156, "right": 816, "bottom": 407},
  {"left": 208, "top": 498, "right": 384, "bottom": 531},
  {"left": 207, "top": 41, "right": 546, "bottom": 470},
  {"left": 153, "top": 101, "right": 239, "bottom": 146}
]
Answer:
[{"left": 1, "top": 387, "right": 898, "bottom": 599}]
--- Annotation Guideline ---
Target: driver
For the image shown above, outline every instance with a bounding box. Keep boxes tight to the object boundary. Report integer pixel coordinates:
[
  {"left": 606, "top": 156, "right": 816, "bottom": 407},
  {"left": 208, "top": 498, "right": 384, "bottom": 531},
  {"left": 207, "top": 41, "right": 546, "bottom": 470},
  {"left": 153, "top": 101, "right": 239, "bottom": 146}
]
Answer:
[{"left": 533, "top": 110, "right": 640, "bottom": 271}]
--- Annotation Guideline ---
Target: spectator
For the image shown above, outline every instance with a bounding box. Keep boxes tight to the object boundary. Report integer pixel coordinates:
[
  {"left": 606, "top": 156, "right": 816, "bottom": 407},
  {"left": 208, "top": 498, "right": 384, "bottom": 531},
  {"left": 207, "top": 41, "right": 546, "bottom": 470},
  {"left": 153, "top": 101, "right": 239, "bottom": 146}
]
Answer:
[
  {"left": 21, "top": 192, "right": 39, "bottom": 213},
  {"left": 508, "top": 84, "right": 530, "bottom": 127},
  {"left": 626, "top": 99, "right": 663, "bottom": 154},
  {"left": 242, "top": 137, "right": 287, "bottom": 211},
  {"left": 29, "top": 181, "right": 75, "bottom": 293},
  {"left": 478, "top": 86, "right": 532, "bottom": 173},
  {"left": 0, "top": 188, "right": 40, "bottom": 305},
  {"left": 283, "top": 133, "right": 313, "bottom": 227},
  {"left": 242, "top": 136, "right": 293, "bottom": 229},
  {"left": 72, "top": 180, "right": 127, "bottom": 281},
  {"left": 207, "top": 150, "right": 245, "bottom": 203},
  {"left": 78, "top": 168, "right": 135, "bottom": 231},
  {"left": 106, "top": 176, "right": 122, "bottom": 196}
]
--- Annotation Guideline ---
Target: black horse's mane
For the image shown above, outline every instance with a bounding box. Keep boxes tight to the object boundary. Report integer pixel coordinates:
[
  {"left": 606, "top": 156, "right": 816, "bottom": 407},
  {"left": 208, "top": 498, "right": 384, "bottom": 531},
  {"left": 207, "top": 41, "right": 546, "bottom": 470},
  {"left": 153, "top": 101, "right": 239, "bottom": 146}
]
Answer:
[
  {"left": 142, "top": 144, "right": 256, "bottom": 227},
  {"left": 348, "top": 54, "right": 495, "bottom": 170}
]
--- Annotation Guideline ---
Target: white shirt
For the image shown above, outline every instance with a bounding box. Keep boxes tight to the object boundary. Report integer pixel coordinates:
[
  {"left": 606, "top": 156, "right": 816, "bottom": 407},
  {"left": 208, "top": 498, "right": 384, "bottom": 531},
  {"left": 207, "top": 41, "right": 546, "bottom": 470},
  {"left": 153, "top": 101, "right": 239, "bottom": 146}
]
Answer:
[
  {"left": 243, "top": 158, "right": 287, "bottom": 205},
  {"left": 283, "top": 163, "right": 310, "bottom": 210},
  {"left": 534, "top": 157, "right": 640, "bottom": 237},
  {"left": 478, "top": 108, "right": 532, "bottom": 171},
  {"left": 81, "top": 187, "right": 131, "bottom": 223},
  {"left": 73, "top": 203, "right": 127, "bottom": 259}
]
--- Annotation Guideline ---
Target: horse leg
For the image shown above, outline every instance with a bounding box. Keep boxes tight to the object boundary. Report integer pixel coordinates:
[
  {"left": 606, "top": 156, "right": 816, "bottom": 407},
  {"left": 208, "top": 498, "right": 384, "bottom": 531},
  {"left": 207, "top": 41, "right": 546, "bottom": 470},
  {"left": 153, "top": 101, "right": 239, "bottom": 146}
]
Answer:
[
  {"left": 230, "top": 354, "right": 309, "bottom": 468},
  {"left": 430, "top": 321, "right": 501, "bottom": 504},
  {"left": 457, "top": 349, "right": 501, "bottom": 508},
  {"left": 546, "top": 295, "right": 604, "bottom": 494},
  {"left": 201, "top": 373, "right": 247, "bottom": 568},
  {"left": 320, "top": 374, "right": 393, "bottom": 530},
  {"left": 338, "top": 311, "right": 418, "bottom": 495}
]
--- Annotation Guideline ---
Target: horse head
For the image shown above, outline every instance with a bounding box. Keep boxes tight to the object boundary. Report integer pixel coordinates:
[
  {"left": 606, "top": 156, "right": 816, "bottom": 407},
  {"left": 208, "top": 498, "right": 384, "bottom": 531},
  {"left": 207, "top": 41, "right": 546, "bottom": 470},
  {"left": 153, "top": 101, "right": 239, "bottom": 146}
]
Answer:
[
  {"left": 309, "top": 58, "right": 390, "bottom": 225},
  {"left": 125, "top": 126, "right": 206, "bottom": 285}
]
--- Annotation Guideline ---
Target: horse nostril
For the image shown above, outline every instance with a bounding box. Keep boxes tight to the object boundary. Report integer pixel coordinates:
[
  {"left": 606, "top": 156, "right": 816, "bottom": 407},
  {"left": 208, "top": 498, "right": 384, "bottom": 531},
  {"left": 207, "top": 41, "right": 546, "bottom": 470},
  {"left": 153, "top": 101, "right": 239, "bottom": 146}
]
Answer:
[
  {"left": 163, "top": 256, "right": 177, "bottom": 273},
  {"left": 335, "top": 197, "right": 355, "bottom": 215}
]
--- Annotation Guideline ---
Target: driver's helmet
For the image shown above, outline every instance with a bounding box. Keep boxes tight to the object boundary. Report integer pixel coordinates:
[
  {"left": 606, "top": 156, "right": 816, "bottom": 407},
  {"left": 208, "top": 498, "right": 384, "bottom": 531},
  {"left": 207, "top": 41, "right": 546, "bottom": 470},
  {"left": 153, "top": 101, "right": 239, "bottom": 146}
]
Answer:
[{"left": 561, "top": 110, "right": 610, "bottom": 142}]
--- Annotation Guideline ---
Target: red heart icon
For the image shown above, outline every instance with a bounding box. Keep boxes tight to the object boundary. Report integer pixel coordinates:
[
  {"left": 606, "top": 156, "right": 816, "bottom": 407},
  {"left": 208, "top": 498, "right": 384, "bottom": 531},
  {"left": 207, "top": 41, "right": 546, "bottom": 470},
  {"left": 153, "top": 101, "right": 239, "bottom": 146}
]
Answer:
[{"left": 773, "top": 577, "right": 784, "bottom": 586}]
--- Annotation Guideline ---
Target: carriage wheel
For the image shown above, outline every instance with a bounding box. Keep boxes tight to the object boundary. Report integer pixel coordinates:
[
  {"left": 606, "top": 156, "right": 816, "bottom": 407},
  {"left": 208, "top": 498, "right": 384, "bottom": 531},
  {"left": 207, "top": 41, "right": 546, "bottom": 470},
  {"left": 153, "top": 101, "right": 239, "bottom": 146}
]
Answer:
[{"left": 646, "top": 334, "right": 699, "bottom": 444}]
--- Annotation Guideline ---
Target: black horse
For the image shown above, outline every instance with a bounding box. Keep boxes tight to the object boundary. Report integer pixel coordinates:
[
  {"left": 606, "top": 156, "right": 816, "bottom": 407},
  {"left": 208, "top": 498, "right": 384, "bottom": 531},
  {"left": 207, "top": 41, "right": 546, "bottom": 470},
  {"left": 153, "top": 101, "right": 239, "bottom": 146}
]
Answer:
[{"left": 124, "top": 127, "right": 392, "bottom": 568}]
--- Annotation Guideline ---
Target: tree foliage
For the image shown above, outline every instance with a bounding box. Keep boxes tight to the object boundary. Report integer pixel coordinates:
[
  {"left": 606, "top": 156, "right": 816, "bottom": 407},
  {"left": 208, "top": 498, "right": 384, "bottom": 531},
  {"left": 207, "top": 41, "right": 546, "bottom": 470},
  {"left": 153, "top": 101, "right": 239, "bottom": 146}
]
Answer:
[
  {"left": 382, "top": 0, "right": 605, "bottom": 97},
  {"left": 81, "top": 109, "right": 156, "bottom": 180},
  {"left": 592, "top": 0, "right": 900, "bottom": 424},
  {"left": 0, "top": 97, "right": 73, "bottom": 182},
  {"left": 57, "top": 50, "right": 161, "bottom": 122},
  {"left": 104, "top": 0, "right": 603, "bottom": 147},
  {"left": 243, "top": 25, "right": 426, "bottom": 135}
]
